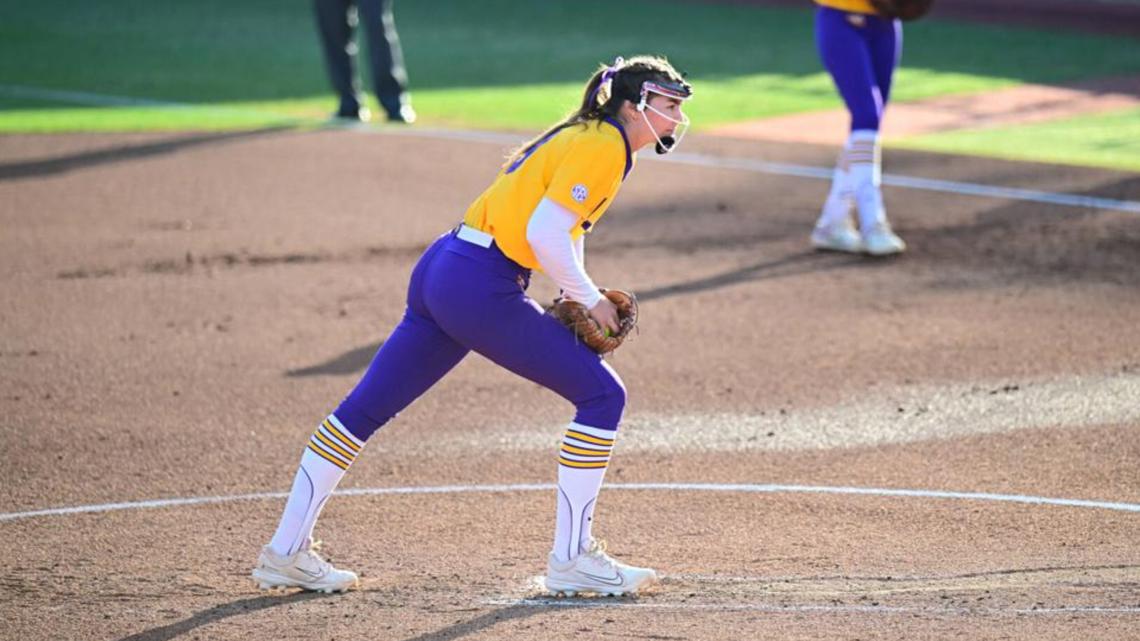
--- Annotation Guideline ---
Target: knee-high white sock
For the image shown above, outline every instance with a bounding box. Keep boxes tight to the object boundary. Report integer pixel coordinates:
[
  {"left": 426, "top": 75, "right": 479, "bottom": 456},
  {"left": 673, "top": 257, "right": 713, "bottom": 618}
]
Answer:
[
  {"left": 817, "top": 146, "right": 854, "bottom": 229},
  {"left": 552, "top": 422, "right": 616, "bottom": 563},
  {"left": 268, "top": 414, "right": 365, "bottom": 556},
  {"left": 847, "top": 129, "right": 887, "bottom": 231}
]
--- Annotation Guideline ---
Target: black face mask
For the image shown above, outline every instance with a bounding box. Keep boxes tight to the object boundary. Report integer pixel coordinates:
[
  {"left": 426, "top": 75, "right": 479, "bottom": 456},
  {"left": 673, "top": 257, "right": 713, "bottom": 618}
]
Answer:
[{"left": 655, "top": 135, "right": 676, "bottom": 155}]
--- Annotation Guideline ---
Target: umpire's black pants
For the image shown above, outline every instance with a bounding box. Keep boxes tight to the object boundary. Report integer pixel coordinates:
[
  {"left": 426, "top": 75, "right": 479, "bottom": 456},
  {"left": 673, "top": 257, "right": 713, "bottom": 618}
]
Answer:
[{"left": 313, "top": 0, "right": 409, "bottom": 118}]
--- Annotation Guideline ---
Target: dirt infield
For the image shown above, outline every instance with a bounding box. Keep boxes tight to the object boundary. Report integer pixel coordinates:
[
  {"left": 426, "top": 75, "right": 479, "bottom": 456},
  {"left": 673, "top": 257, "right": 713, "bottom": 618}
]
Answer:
[{"left": 1, "top": 128, "right": 1138, "bottom": 640}]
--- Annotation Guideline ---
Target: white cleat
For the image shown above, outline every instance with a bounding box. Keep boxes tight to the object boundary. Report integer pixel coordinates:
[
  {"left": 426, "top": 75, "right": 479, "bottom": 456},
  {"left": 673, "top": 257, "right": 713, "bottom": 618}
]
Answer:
[
  {"left": 252, "top": 542, "right": 359, "bottom": 593},
  {"left": 811, "top": 220, "right": 864, "bottom": 254},
  {"left": 544, "top": 539, "right": 658, "bottom": 597},
  {"left": 861, "top": 222, "right": 907, "bottom": 256}
]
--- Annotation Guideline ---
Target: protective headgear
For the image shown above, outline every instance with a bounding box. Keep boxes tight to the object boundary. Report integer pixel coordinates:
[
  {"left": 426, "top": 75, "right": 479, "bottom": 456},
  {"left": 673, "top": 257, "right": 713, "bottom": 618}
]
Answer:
[
  {"left": 635, "top": 78, "right": 692, "bottom": 154},
  {"left": 591, "top": 57, "right": 694, "bottom": 155}
]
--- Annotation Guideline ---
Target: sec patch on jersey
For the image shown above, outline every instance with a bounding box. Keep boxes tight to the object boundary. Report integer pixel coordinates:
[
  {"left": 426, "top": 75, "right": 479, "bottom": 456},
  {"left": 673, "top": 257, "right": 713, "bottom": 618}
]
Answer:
[{"left": 571, "top": 184, "right": 589, "bottom": 203}]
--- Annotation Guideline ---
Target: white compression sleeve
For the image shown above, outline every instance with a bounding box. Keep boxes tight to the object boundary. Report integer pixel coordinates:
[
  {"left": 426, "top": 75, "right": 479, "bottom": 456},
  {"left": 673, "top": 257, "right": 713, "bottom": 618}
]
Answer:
[{"left": 526, "top": 197, "right": 603, "bottom": 309}]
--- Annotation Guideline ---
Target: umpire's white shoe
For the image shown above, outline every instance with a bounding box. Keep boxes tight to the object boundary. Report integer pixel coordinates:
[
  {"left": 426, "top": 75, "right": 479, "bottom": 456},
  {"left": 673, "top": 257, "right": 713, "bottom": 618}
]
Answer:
[
  {"left": 861, "top": 222, "right": 907, "bottom": 256},
  {"left": 811, "top": 219, "right": 864, "bottom": 254},
  {"left": 545, "top": 539, "right": 658, "bottom": 596},
  {"left": 252, "top": 542, "right": 359, "bottom": 593}
]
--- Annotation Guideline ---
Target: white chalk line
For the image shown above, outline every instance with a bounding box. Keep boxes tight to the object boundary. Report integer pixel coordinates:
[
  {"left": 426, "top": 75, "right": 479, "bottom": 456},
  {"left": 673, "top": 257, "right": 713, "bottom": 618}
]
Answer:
[
  {"left": 3, "top": 482, "right": 1139, "bottom": 523},
  {"left": 482, "top": 597, "right": 1140, "bottom": 616},
  {"left": 3, "top": 84, "right": 1138, "bottom": 215},
  {"left": 377, "top": 126, "right": 1140, "bottom": 214},
  {"left": 0, "top": 84, "right": 298, "bottom": 120},
  {"left": 656, "top": 151, "right": 1140, "bottom": 215}
]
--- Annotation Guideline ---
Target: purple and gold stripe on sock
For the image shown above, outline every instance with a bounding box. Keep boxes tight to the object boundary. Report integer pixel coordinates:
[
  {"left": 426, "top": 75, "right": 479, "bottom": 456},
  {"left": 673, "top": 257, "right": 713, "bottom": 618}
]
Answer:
[
  {"left": 306, "top": 416, "right": 364, "bottom": 471},
  {"left": 558, "top": 424, "right": 615, "bottom": 469},
  {"left": 846, "top": 139, "right": 879, "bottom": 167},
  {"left": 561, "top": 444, "right": 610, "bottom": 457},
  {"left": 564, "top": 429, "right": 614, "bottom": 447},
  {"left": 322, "top": 418, "right": 361, "bottom": 453},
  {"left": 558, "top": 458, "right": 610, "bottom": 469}
]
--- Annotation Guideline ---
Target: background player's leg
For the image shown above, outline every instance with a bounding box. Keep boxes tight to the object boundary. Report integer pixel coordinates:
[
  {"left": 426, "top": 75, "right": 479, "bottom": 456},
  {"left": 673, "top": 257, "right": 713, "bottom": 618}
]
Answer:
[
  {"left": 356, "top": 0, "right": 413, "bottom": 122},
  {"left": 856, "top": 16, "right": 907, "bottom": 254},
  {"left": 869, "top": 17, "right": 902, "bottom": 108},
  {"left": 313, "top": 0, "right": 365, "bottom": 119},
  {"left": 818, "top": 9, "right": 885, "bottom": 133},
  {"left": 818, "top": 10, "right": 904, "bottom": 254},
  {"left": 813, "top": 8, "right": 882, "bottom": 251}
]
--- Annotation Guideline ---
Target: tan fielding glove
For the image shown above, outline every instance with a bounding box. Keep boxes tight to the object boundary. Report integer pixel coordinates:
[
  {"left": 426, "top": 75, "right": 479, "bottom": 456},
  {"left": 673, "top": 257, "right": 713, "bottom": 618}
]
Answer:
[{"left": 549, "top": 289, "right": 639, "bottom": 355}]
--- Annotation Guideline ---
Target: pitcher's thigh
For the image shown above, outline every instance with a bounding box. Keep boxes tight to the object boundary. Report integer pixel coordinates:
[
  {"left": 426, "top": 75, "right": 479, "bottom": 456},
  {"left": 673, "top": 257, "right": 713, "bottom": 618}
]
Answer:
[
  {"left": 441, "top": 294, "right": 626, "bottom": 427},
  {"left": 339, "top": 310, "right": 469, "bottom": 440}
]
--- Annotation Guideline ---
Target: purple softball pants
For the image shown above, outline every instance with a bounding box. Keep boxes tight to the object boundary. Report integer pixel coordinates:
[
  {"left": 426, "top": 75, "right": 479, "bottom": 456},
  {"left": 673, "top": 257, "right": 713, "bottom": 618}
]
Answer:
[
  {"left": 815, "top": 6, "right": 903, "bottom": 132},
  {"left": 331, "top": 228, "right": 627, "bottom": 442}
]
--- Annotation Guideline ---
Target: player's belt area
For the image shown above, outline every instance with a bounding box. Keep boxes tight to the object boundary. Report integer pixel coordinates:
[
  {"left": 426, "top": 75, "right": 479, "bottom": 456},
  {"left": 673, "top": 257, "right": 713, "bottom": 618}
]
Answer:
[{"left": 456, "top": 223, "right": 494, "bottom": 248}]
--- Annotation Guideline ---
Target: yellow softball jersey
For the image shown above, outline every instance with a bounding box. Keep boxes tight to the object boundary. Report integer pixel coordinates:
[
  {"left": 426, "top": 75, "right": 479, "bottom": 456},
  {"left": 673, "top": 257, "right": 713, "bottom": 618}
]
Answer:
[
  {"left": 462, "top": 117, "right": 633, "bottom": 270},
  {"left": 815, "top": 0, "right": 876, "bottom": 14}
]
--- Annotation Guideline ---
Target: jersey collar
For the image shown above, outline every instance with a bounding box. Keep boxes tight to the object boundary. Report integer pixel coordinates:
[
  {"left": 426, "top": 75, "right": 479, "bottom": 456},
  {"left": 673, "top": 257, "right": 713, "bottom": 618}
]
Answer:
[{"left": 601, "top": 116, "right": 634, "bottom": 180}]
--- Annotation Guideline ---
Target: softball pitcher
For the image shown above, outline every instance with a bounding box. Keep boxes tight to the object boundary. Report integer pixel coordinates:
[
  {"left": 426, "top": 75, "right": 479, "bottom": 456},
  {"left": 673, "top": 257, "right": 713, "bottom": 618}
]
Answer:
[
  {"left": 252, "top": 55, "right": 692, "bottom": 596},
  {"left": 811, "top": 0, "right": 908, "bottom": 256}
]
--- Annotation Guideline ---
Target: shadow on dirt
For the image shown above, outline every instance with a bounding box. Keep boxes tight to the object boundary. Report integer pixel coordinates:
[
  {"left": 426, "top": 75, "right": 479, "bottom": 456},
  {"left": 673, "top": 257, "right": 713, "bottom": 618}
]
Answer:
[
  {"left": 287, "top": 343, "right": 382, "bottom": 377},
  {"left": 119, "top": 596, "right": 566, "bottom": 640},
  {"left": 904, "top": 174, "right": 1140, "bottom": 289},
  {"left": 398, "top": 603, "right": 559, "bottom": 641},
  {"left": 637, "top": 250, "right": 864, "bottom": 301},
  {"left": 114, "top": 591, "right": 326, "bottom": 641},
  {"left": 0, "top": 127, "right": 293, "bottom": 181}
]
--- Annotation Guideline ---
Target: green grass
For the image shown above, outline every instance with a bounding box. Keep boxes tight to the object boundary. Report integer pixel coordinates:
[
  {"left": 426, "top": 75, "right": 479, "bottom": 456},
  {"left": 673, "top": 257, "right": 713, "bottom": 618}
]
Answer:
[
  {"left": 2, "top": 0, "right": 1139, "bottom": 169},
  {"left": 898, "top": 107, "right": 1140, "bottom": 172}
]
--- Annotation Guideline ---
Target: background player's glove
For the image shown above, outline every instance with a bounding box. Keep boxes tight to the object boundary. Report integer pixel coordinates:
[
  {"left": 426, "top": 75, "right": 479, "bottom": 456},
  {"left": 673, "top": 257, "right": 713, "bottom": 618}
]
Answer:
[
  {"left": 549, "top": 289, "right": 638, "bottom": 355},
  {"left": 870, "top": 0, "right": 935, "bottom": 21}
]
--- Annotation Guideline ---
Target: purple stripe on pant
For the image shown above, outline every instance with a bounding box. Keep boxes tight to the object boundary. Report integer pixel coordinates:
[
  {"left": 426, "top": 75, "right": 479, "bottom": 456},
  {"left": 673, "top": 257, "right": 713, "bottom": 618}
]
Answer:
[
  {"left": 332, "top": 229, "right": 626, "bottom": 442},
  {"left": 815, "top": 6, "right": 903, "bottom": 131}
]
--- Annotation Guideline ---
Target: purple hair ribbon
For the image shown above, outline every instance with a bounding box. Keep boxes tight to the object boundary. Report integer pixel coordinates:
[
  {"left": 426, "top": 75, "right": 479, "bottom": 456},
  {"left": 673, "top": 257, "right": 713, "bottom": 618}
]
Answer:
[{"left": 588, "top": 56, "right": 625, "bottom": 106}]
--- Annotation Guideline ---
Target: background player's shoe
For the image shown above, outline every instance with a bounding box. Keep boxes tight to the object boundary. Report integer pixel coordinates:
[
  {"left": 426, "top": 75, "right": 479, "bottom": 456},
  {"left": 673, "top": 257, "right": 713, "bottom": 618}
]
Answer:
[
  {"left": 329, "top": 106, "right": 372, "bottom": 127},
  {"left": 386, "top": 104, "right": 417, "bottom": 124},
  {"left": 252, "top": 542, "right": 359, "bottom": 593},
  {"left": 861, "top": 222, "right": 907, "bottom": 256},
  {"left": 545, "top": 539, "right": 658, "bottom": 596},
  {"left": 811, "top": 219, "right": 864, "bottom": 253}
]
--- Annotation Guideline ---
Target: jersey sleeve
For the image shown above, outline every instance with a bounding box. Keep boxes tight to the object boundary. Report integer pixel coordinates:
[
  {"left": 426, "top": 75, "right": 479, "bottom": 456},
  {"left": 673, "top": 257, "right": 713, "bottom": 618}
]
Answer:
[{"left": 544, "top": 134, "right": 625, "bottom": 220}]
